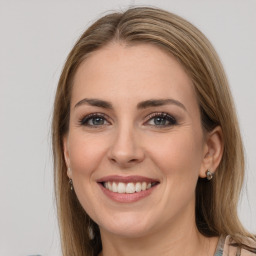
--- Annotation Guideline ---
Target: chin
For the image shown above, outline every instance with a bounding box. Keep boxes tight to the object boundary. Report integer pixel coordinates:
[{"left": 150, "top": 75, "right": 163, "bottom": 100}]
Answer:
[{"left": 98, "top": 212, "right": 156, "bottom": 238}]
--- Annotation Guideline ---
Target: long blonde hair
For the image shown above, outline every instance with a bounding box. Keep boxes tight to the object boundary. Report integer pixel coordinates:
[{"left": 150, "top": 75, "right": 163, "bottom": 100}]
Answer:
[{"left": 52, "top": 7, "right": 255, "bottom": 256}]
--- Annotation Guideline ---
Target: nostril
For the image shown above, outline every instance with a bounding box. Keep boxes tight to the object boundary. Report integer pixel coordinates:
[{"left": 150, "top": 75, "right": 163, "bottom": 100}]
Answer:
[
  {"left": 110, "top": 158, "right": 117, "bottom": 163},
  {"left": 107, "top": 142, "right": 145, "bottom": 166},
  {"left": 109, "top": 156, "right": 141, "bottom": 167},
  {"left": 128, "top": 159, "right": 138, "bottom": 163}
]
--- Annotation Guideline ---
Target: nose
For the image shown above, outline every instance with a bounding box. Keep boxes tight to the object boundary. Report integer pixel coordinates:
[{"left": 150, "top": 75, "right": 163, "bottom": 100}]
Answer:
[{"left": 107, "top": 125, "right": 145, "bottom": 168}]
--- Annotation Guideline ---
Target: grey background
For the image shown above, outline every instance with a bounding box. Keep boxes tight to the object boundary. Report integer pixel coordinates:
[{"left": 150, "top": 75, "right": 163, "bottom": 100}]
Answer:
[{"left": 0, "top": 0, "right": 255, "bottom": 255}]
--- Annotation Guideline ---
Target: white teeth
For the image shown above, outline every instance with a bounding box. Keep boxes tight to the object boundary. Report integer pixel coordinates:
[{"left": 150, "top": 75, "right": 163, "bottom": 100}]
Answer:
[
  {"left": 103, "top": 181, "right": 155, "bottom": 194},
  {"left": 141, "top": 182, "right": 147, "bottom": 191},
  {"left": 135, "top": 182, "right": 142, "bottom": 192},
  {"left": 117, "top": 182, "right": 126, "bottom": 193},
  {"left": 126, "top": 183, "right": 135, "bottom": 193},
  {"left": 112, "top": 182, "right": 118, "bottom": 192},
  {"left": 107, "top": 181, "right": 112, "bottom": 190}
]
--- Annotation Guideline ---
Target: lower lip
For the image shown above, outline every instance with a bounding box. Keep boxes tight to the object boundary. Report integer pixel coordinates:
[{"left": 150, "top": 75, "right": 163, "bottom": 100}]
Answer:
[{"left": 99, "top": 184, "right": 158, "bottom": 203}]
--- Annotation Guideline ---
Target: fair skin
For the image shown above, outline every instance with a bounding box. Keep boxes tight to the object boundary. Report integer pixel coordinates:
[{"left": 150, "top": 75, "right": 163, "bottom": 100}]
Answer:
[{"left": 63, "top": 43, "right": 223, "bottom": 256}]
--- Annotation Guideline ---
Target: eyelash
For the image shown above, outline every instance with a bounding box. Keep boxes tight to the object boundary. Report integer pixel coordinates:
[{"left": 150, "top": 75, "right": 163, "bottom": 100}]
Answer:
[
  {"left": 144, "top": 112, "right": 177, "bottom": 127},
  {"left": 78, "top": 113, "right": 110, "bottom": 127},
  {"left": 78, "top": 112, "right": 177, "bottom": 128}
]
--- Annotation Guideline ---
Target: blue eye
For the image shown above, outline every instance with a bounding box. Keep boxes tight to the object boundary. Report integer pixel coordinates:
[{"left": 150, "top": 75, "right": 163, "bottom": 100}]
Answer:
[
  {"left": 79, "top": 113, "right": 109, "bottom": 127},
  {"left": 146, "top": 113, "right": 177, "bottom": 127}
]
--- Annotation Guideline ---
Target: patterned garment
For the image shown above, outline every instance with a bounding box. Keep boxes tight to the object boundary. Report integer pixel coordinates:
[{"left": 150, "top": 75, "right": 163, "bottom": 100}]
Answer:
[
  {"left": 215, "top": 235, "right": 225, "bottom": 256},
  {"left": 214, "top": 235, "right": 256, "bottom": 256}
]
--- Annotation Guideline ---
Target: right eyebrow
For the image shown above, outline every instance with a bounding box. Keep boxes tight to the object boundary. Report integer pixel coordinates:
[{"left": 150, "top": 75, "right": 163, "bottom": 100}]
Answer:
[{"left": 74, "top": 98, "right": 113, "bottom": 109}]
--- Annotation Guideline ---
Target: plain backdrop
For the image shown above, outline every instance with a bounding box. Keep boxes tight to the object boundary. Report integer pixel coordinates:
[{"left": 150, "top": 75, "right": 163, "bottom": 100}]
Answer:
[{"left": 0, "top": 1, "right": 255, "bottom": 255}]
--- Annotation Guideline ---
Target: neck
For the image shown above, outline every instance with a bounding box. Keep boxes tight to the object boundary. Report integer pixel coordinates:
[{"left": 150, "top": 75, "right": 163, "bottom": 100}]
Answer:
[{"left": 99, "top": 216, "right": 218, "bottom": 256}]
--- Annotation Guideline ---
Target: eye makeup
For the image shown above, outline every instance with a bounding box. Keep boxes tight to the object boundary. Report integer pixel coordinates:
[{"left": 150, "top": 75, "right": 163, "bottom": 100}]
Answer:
[
  {"left": 78, "top": 113, "right": 110, "bottom": 127},
  {"left": 144, "top": 112, "right": 177, "bottom": 127},
  {"left": 77, "top": 110, "right": 178, "bottom": 130}
]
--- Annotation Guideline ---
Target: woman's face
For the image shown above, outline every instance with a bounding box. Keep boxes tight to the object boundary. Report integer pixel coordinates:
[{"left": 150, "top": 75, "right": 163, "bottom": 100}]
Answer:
[{"left": 64, "top": 43, "right": 209, "bottom": 238}]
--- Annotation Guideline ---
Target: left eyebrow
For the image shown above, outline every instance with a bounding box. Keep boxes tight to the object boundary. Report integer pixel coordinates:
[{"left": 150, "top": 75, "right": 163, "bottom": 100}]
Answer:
[
  {"left": 74, "top": 98, "right": 113, "bottom": 109},
  {"left": 137, "top": 99, "right": 187, "bottom": 112}
]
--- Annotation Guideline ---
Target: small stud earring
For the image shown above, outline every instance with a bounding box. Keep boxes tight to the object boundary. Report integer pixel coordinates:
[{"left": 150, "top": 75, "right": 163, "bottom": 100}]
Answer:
[
  {"left": 69, "top": 178, "right": 73, "bottom": 190},
  {"left": 206, "top": 170, "right": 214, "bottom": 180}
]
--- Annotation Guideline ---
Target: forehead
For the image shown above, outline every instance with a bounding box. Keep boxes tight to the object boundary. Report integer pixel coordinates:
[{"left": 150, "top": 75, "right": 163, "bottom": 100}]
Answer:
[{"left": 71, "top": 43, "right": 197, "bottom": 110}]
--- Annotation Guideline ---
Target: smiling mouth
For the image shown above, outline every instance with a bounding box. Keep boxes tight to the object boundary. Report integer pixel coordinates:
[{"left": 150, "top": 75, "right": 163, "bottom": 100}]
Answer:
[
  {"left": 97, "top": 176, "right": 160, "bottom": 203},
  {"left": 101, "top": 181, "right": 159, "bottom": 194}
]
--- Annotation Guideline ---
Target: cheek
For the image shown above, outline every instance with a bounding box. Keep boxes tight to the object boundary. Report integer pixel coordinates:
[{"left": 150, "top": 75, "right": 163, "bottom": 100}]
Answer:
[
  {"left": 68, "top": 131, "right": 109, "bottom": 177},
  {"left": 67, "top": 132, "right": 110, "bottom": 217},
  {"left": 147, "top": 129, "right": 204, "bottom": 179},
  {"left": 145, "top": 130, "right": 204, "bottom": 218}
]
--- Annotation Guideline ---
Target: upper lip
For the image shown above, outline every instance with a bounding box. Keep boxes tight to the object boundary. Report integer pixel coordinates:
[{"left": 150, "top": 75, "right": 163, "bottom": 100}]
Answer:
[{"left": 96, "top": 175, "right": 159, "bottom": 183}]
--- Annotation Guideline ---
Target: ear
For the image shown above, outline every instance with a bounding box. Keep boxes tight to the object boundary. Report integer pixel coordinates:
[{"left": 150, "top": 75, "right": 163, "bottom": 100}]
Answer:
[
  {"left": 199, "top": 126, "right": 224, "bottom": 178},
  {"left": 63, "top": 135, "right": 72, "bottom": 179}
]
